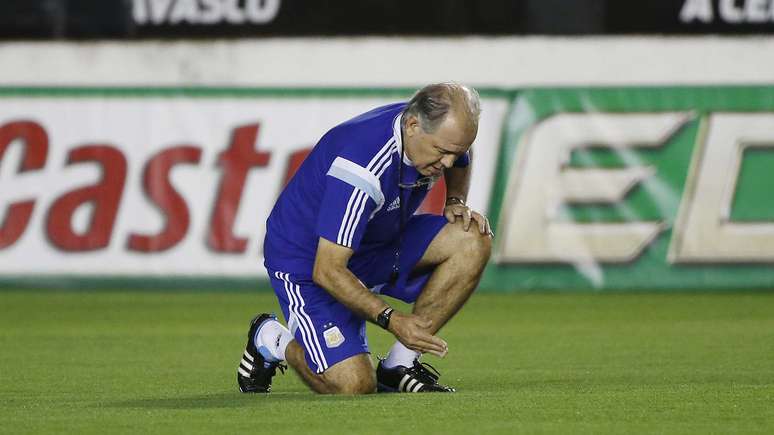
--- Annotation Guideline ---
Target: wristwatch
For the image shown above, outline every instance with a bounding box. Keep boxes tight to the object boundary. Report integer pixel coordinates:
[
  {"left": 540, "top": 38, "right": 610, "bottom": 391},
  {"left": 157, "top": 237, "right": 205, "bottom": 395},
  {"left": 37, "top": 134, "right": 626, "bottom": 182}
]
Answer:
[
  {"left": 376, "top": 307, "right": 394, "bottom": 330},
  {"left": 445, "top": 196, "right": 465, "bottom": 206}
]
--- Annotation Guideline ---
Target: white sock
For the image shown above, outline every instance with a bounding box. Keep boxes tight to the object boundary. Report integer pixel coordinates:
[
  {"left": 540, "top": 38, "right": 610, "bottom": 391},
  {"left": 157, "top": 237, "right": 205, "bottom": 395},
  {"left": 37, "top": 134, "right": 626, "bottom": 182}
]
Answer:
[
  {"left": 253, "top": 319, "right": 293, "bottom": 362},
  {"left": 383, "top": 341, "right": 420, "bottom": 368}
]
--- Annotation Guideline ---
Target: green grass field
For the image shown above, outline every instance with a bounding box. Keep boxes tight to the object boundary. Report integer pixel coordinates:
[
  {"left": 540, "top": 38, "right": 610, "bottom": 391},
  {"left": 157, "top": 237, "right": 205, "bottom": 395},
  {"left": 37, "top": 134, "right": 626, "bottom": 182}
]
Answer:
[{"left": 1, "top": 289, "right": 773, "bottom": 434}]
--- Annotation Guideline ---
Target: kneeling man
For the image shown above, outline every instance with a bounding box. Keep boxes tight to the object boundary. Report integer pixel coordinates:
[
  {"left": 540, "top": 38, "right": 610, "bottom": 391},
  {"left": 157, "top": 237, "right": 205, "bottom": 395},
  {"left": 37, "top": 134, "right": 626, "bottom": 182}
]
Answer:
[{"left": 237, "top": 82, "right": 492, "bottom": 394}]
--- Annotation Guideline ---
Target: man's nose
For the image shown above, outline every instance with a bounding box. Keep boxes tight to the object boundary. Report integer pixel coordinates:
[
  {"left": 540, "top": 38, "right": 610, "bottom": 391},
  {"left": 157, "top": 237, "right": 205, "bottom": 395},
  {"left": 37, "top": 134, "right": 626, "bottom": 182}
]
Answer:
[{"left": 441, "top": 154, "right": 456, "bottom": 168}]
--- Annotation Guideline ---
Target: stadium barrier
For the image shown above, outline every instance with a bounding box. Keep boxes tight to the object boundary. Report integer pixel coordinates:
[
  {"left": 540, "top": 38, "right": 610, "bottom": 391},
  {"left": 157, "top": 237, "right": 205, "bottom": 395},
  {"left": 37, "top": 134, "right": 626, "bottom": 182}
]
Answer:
[{"left": 1, "top": 86, "right": 773, "bottom": 290}]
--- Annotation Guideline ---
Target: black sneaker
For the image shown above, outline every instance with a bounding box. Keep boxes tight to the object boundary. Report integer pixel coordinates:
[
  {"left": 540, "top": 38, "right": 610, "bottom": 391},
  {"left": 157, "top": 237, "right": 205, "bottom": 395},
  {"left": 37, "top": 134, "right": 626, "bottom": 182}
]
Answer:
[
  {"left": 237, "top": 313, "right": 286, "bottom": 393},
  {"left": 376, "top": 359, "right": 456, "bottom": 393}
]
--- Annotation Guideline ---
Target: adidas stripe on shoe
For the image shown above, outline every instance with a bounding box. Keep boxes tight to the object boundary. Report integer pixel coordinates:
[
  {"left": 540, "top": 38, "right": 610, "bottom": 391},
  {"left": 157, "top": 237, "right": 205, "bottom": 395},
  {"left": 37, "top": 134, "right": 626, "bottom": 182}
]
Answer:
[
  {"left": 376, "top": 359, "right": 455, "bottom": 393},
  {"left": 237, "top": 313, "right": 286, "bottom": 393}
]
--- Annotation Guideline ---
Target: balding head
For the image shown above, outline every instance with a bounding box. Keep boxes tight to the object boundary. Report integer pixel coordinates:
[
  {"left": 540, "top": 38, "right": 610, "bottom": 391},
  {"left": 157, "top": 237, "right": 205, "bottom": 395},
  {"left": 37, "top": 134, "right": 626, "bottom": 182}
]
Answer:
[
  {"left": 402, "top": 82, "right": 481, "bottom": 135},
  {"left": 400, "top": 83, "right": 480, "bottom": 178}
]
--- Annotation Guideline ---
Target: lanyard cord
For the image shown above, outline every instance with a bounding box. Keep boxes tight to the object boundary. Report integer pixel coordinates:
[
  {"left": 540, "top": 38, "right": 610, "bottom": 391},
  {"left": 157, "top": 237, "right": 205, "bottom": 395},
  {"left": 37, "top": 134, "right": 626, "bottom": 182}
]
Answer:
[{"left": 392, "top": 137, "right": 408, "bottom": 284}]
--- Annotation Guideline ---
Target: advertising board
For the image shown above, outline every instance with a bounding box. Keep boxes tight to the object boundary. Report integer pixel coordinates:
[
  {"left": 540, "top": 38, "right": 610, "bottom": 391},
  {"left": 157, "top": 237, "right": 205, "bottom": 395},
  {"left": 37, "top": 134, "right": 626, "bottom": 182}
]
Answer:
[{"left": 0, "top": 88, "right": 508, "bottom": 283}]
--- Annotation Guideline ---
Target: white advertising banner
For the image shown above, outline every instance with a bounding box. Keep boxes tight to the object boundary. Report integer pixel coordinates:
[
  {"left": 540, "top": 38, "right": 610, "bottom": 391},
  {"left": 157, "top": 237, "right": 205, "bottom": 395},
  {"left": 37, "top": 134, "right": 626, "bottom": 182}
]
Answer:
[{"left": 0, "top": 92, "right": 508, "bottom": 277}]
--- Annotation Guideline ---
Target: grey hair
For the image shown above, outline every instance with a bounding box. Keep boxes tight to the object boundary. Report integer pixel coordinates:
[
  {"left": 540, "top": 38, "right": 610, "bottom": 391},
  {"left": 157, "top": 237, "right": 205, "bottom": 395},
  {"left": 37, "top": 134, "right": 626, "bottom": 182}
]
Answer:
[{"left": 402, "top": 82, "right": 481, "bottom": 133}]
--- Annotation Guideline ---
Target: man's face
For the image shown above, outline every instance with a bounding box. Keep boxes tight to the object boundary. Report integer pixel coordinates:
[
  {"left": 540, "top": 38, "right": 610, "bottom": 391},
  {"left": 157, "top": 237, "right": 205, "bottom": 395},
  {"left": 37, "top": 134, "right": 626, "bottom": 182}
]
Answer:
[{"left": 404, "top": 112, "right": 477, "bottom": 177}]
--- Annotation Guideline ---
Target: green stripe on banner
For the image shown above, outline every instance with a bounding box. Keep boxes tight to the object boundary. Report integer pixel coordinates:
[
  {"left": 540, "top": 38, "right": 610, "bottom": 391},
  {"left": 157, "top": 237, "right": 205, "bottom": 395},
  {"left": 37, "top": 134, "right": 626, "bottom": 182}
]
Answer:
[{"left": 484, "top": 86, "right": 774, "bottom": 291}]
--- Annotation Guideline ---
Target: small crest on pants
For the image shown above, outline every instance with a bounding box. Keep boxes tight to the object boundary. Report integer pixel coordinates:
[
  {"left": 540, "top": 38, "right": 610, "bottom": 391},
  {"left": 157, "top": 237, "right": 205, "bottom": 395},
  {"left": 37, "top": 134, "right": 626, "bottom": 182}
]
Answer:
[{"left": 323, "top": 325, "right": 345, "bottom": 348}]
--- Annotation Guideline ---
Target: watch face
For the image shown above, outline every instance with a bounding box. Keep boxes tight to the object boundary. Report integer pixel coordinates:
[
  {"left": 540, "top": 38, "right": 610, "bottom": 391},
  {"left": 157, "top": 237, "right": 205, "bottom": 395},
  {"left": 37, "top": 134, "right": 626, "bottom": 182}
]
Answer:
[{"left": 377, "top": 308, "right": 393, "bottom": 329}]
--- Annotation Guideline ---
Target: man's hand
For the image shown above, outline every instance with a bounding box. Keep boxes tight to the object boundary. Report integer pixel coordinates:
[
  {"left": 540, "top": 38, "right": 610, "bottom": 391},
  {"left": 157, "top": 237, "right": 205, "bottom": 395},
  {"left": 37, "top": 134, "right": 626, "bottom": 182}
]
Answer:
[
  {"left": 444, "top": 201, "right": 493, "bottom": 236},
  {"left": 388, "top": 311, "right": 448, "bottom": 357}
]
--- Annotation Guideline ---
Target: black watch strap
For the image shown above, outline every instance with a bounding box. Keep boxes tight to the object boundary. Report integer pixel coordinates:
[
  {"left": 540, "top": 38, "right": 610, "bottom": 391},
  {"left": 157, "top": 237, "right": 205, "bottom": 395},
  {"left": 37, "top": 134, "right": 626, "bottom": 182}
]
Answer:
[{"left": 376, "top": 307, "right": 394, "bottom": 330}]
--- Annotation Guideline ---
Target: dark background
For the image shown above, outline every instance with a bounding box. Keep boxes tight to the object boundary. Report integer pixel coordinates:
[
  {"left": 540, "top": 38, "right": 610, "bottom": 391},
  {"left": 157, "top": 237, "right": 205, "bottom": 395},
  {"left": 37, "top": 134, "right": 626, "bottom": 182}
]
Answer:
[{"left": 0, "top": 0, "right": 772, "bottom": 39}]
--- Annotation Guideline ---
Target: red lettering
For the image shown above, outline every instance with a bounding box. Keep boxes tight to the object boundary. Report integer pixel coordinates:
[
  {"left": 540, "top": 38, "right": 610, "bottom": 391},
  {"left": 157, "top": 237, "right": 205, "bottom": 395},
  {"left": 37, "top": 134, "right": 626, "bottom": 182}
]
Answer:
[
  {"left": 0, "top": 121, "right": 48, "bottom": 249},
  {"left": 45, "top": 145, "right": 126, "bottom": 251},
  {"left": 284, "top": 147, "right": 312, "bottom": 187},
  {"left": 127, "top": 146, "right": 202, "bottom": 252},
  {"left": 208, "top": 124, "right": 271, "bottom": 253},
  {"left": 419, "top": 178, "right": 447, "bottom": 214}
]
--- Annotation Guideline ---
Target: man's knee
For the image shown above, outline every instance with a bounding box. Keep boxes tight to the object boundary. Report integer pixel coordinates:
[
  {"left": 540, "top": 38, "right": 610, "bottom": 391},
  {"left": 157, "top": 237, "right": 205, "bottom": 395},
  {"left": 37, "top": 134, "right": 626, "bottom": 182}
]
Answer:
[
  {"left": 452, "top": 221, "right": 492, "bottom": 264},
  {"left": 320, "top": 354, "right": 376, "bottom": 395},
  {"left": 333, "top": 373, "right": 376, "bottom": 395}
]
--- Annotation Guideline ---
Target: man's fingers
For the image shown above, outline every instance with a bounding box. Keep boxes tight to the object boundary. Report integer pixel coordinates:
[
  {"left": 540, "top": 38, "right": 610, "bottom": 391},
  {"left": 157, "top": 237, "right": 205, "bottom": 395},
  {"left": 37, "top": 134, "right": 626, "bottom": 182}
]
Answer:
[
  {"left": 416, "top": 335, "right": 448, "bottom": 357},
  {"left": 470, "top": 211, "right": 493, "bottom": 236},
  {"left": 395, "top": 314, "right": 449, "bottom": 357},
  {"left": 424, "top": 348, "right": 447, "bottom": 358},
  {"left": 446, "top": 205, "right": 480, "bottom": 232},
  {"left": 463, "top": 208, "right": 472, "bottom": 231},
  {"left": 486, "top": 217, "right": 494, "bottom": 237},
  {"left": 421, "top": 332, "right": 448, "bottom": 352},
  {"left": 401, "top": 336, "right": 447, "bottom": 357},
  {"left": 427, "top": 341, "right": 449, "bottom": 358},
  {"left": 444, "top": 208, "right": 456, "bottom": 224},
  {"left": 434, "top": 336, "right": 449, "bottom": 352},
  {"left": 472, "top": 212, "right": 486, "bottom": 234}
]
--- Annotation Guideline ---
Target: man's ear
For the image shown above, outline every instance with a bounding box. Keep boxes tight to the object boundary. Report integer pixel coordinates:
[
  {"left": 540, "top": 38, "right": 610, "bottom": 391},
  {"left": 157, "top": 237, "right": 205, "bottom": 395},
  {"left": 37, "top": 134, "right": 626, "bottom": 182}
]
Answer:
[{"left": 405, "top": 114, "right": 420, "bottom": 137}]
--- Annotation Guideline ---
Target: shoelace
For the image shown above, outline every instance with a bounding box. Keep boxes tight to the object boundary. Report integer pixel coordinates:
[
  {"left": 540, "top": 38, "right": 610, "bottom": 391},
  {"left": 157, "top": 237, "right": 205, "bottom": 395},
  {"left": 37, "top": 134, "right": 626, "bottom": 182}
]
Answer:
[
  {"left": 257, "top": 361, "right": 287, "bottom": 380},
  {"left": 407, "top": 360, "right": 442, "bottom": 384},
  {"left": 266, "top": 362, "right": 288, "bottom": 375}
]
